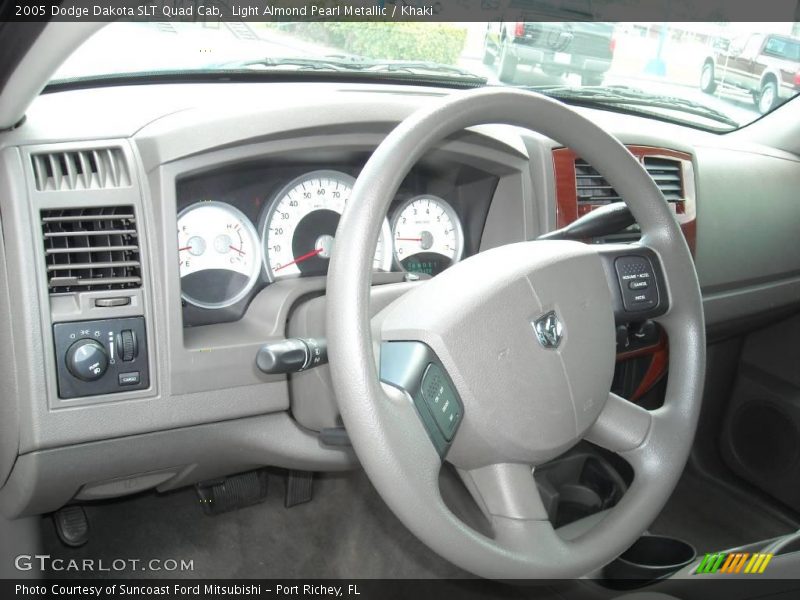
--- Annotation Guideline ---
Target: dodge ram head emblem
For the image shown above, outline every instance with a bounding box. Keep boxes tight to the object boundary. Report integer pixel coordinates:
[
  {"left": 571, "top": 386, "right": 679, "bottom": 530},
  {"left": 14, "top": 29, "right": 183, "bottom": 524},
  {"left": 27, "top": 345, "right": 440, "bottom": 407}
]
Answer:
[{"left": 533, "top": 311, "right": 563, "bottom": 349}]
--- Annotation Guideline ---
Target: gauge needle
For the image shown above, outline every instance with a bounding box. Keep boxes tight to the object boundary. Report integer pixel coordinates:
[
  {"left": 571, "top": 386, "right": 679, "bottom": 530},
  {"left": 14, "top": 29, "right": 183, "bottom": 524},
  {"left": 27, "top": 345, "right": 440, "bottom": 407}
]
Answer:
[
  {"left": 229, "top": 245, "right": 245, "bottom": 256},
  {"left": 178, "top": 246, "right": 192, "bottom": 252},
  {"left": 274, "top": 247, "right": 323, "bottom": 272},
  {"left": 396, "top": 237, "right": 423, "bottom": 242}
]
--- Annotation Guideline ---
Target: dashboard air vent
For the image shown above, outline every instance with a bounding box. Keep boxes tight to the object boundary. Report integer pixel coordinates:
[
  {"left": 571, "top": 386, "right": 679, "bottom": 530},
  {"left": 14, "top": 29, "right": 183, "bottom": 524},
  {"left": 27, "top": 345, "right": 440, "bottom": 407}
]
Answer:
[
  {"left": 41, "top": 206, "right": 141, "bottom": 294},
  {"left": 31, "top": 148, "right": 130, "bottom": 191},
  {"left": 574, "top": 158, "right": 621, "bottom": 204},
  {"left": 643, "top": 156, "right": 683, "bottom": 202},
  {"left": 575, "top": 156, "right": 684, "bottom": 203}
]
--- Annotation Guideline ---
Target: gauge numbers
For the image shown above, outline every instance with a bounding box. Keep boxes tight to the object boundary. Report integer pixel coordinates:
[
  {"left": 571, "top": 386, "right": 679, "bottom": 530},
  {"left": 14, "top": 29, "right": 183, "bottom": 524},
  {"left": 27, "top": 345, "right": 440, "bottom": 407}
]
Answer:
[
  {"left": 261, "top": 170, "right": 392, "bottom": 280},
  {"left": 392, "top": 195, "right": 463, "bottom": 276},
  {"left": 177, "top": 201, "right": 261, "bottom": 309}
]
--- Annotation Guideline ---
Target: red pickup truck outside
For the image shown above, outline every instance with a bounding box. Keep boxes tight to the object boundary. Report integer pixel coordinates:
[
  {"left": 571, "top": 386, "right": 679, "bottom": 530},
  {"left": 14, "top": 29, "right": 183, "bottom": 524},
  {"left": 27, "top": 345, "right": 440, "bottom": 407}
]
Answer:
[{"left": 701, "top": 33, "right": 800, "bottom": 113}]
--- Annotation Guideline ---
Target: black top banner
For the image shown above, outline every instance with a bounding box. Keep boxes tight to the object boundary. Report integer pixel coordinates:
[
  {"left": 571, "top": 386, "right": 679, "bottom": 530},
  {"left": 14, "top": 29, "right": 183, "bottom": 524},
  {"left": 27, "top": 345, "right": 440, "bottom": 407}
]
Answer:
[{"left": 3, "top": 0, "right": 800, "bottom": 22}]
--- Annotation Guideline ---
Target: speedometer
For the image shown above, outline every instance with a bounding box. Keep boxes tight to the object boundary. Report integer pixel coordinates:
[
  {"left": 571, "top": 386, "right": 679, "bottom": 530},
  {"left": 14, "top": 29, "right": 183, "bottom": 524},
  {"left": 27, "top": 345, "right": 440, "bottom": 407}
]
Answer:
[
  {"left": 392, "top": 195, "right": 463, "bottom": 276},
  {"left": 260, "top": 170, "right": 392, "bottom": 280},
  {"left": 177, "top": 201, "right": 261, "bottom": 309}
]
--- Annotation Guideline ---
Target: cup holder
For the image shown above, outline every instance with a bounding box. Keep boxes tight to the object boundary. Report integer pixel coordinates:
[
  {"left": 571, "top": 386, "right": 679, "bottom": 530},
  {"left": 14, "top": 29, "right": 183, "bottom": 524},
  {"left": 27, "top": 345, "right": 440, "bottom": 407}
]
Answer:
[{"left": 602, "top": 534, "right": 696, "bottom": 589}]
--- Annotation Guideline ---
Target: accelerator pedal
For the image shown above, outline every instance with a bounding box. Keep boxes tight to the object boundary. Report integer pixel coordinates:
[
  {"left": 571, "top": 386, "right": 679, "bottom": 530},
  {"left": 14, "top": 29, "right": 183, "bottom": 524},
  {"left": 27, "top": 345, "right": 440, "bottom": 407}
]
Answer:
[
  {"left": 53, "top": 505, "right": 89, "bottom": 547},
  {"left": 196, "top": 470, "right": 269, "bottom": 516},
  {"left": 285, "top": 470, "right": 314, "bottom": 508}
]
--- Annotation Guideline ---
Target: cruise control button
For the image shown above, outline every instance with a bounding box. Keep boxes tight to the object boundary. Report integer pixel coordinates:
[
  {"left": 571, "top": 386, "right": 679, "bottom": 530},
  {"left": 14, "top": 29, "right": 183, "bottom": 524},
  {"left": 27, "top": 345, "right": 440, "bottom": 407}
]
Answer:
[
  {"left": 118, "top": 371, "right": 140, "bottom": 386},
  {"left": 615, "top": 255, "right": 659, "bottom": 312},
  {"left": 420, "top": 363, "right": 461, "bottom": 441}
]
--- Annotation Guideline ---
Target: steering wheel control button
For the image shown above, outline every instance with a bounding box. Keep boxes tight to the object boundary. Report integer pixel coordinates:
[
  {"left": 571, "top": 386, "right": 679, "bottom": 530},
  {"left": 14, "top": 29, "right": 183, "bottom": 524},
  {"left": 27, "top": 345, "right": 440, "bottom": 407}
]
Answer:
[
  {"left": 615, "top": 255, "right": 659, "bottom": 312},
  {"left": 420, "top": 363, "right": 461, "bottom": 441},
  {"left": 118, "top": 372, "right": 141, "bottom": 386},
  {"left": 379, "top": 341, "right": 464, "bottom": 457},
  {"left": 53, "top": 317, "right": 149, "bottom": 400},
  {"left": 66, "top": 339, "right": 109, "bottom": 382}
]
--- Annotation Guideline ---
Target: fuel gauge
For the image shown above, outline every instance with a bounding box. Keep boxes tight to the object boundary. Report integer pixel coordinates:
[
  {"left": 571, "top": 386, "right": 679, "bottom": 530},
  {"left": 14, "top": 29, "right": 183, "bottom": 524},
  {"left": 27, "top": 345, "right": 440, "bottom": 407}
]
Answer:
[{"left": 177, "top": 201, "right": 261, "bottom": 309}]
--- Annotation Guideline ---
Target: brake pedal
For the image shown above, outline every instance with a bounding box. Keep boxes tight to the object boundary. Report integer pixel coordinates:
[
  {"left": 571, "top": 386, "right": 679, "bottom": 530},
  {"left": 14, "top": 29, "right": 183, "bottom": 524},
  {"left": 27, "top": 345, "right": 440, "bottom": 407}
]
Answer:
[
  {"left": 196, "top": 470, "right": 268, "bottom": 516},
  {"left": 285, "top": 470, "right": 314, "bottom": 508},
  {"left": 53, "top": 506, "right": 89, "bottom": 547}
]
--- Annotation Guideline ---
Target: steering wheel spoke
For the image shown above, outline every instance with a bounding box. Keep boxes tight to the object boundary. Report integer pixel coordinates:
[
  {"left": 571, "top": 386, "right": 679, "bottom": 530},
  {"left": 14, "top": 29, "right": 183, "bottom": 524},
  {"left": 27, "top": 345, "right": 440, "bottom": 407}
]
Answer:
[
  {"left": 459, "top": 462, "right": 548, "bottom": 521},
  {"left": 459, "top": 463, "right": 570, "bottom": 556},
  {"left": 585, "top": 391, "right": 653, "bottom": 455}
]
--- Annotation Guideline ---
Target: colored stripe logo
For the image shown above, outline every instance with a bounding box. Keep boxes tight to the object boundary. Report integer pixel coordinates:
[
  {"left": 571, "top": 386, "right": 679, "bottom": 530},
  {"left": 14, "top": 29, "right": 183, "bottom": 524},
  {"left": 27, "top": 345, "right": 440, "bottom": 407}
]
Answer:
[{"left": 695, "top": 552, "right": 773, "bottom": 574}]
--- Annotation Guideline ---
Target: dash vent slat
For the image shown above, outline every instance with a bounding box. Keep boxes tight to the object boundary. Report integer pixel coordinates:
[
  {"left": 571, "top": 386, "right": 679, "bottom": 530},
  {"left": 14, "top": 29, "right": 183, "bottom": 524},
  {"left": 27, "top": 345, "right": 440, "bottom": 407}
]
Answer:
[
  {"left": 41, "top": 206, "right": 141, "bottom": 294},
  {"left": 575, "top": 156, "right": 684, "bottom": 204},
  {"left": 575, "top": 159, "right": 622, "bottom": 204},
  {"left": 643, "top": 156, "right": 684, "bottom": 202},
  {"left": 31, "top": 148, "right": 130, "bottom": 192}
]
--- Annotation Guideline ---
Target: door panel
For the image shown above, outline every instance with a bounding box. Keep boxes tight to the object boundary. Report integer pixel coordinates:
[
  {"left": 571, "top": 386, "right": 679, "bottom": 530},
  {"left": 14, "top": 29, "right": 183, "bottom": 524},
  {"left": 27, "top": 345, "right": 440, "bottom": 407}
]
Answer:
[{"left": 720, "top": 311, "right": 800, "bottom": 511}]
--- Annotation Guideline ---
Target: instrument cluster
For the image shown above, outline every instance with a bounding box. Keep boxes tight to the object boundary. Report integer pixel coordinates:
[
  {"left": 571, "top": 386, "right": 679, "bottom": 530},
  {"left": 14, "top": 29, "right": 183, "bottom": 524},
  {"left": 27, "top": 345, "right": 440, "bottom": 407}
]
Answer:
[{"left": 176, "top": 159, "right": 497, "bottom": 326}]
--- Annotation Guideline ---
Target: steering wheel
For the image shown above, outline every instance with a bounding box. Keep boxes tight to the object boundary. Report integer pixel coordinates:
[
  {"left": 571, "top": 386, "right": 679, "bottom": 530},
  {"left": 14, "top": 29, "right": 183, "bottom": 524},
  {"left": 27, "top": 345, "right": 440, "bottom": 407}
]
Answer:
[{"left": 326, "top": 88, "right": 705, "bottom": 579}]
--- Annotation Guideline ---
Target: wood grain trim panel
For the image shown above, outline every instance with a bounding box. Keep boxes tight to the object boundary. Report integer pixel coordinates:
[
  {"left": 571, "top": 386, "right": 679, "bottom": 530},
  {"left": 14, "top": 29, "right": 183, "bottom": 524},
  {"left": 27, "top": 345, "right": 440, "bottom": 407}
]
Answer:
[
  {"left": 630, "top": 335, "right": 669, "bottom": 402},
  {"left": 613, "top": 329, "right": 669, "bottom": 402},
  {"left": 552, "top": 145, "right": 696, "bottom": 254}
]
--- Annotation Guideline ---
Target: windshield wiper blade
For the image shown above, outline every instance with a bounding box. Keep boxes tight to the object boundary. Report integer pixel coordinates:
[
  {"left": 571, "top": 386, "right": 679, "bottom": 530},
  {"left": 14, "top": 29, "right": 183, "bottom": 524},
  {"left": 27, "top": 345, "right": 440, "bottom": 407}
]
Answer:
[
  {"left": 227, "top": 56, "right": 486, "bottom": 83},
  {"left": 230, "top": 57, "right": 357, "bottom": 71},
  {"left": 362, "top": 60, "right": 486, "bottom": 81},
  {"left": 535, "top": 85, "right": 740, "bottom": 128}
]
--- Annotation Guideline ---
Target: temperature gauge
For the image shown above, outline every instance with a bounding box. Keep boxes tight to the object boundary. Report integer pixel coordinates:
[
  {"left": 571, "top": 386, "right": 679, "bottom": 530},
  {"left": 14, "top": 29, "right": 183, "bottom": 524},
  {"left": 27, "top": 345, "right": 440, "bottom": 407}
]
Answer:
[
  {"left": 177, "top": 201, "right": 261, "bottom": 309},
  {"left": 392, "top": 195, "right": 463, "bottom": 276}
]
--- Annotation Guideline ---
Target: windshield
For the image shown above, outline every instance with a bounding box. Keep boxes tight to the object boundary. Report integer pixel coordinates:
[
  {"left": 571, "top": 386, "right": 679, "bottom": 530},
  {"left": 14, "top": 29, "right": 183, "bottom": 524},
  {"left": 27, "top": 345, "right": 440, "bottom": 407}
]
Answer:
[{"left": 52, "top": 21, "right": 800, "bottom": 131}]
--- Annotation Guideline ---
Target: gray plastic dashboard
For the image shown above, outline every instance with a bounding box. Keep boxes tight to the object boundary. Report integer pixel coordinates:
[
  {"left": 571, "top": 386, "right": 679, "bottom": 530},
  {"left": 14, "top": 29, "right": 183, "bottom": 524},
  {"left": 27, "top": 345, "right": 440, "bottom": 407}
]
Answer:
[{"left": 0, "top": 81, "right": 798, "bottom": 517}]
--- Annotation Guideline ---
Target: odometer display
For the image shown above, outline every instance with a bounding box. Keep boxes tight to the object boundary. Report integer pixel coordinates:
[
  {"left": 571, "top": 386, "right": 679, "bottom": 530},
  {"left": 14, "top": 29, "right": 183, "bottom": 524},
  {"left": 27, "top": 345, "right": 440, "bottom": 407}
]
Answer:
[{"left": 261, "top": 170, "right": 392, "bottom": 280}]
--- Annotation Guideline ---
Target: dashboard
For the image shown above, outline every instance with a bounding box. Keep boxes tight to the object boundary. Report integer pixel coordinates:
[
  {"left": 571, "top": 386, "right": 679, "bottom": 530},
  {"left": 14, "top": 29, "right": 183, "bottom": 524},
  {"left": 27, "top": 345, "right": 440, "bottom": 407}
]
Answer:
[
  {"left": 176, "top": 155, "right": 497, "bottom": 327},
  {"left": 0, "top": 81, "right": 799, "bottom": 518}
]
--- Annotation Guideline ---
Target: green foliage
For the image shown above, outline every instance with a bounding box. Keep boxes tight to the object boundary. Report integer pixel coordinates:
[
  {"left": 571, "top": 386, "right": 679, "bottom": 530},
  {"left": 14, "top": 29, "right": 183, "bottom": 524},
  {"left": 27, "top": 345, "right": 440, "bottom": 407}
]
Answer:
[{"left": 286, "top": 22, "right": 467, "bottom": 65}]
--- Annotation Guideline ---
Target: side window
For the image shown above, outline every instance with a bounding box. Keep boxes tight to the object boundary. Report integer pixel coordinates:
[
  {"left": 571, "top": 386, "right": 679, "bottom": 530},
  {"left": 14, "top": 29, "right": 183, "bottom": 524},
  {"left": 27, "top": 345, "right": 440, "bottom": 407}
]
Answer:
[
  {"left": 763, "top": 36, "right": 800, "bottom": 61},
  {"left": 788, "top": 40, "right": 800, "bottom": 61},
  {"left": 728, "top": 35, "right": 749, "bottom": 55},
  {"left": 741, "top": 35, "right": 764, "bottom": 58},
  {"left": 764, "top": 36, "right": 783, "bottom": 55}
]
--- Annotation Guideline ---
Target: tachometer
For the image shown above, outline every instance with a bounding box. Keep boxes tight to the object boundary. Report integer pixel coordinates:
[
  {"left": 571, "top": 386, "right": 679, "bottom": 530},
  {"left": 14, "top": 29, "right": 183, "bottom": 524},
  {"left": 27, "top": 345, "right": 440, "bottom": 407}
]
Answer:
[
  {"left": 392, "top": 195, "right": 463, "bottom": 276},
  {"left": 177, "top": 201, "right": 261, "bottom": 309},
  {"left": 261, "top": 170, "right": 392, "bottom": 279}
]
